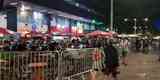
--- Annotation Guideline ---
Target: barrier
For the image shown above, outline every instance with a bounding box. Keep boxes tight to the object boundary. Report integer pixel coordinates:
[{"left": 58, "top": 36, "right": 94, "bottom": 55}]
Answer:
[
  {"left": 62, "top": 48, "right": 94, "bottom": 80},
  {"left": 0, "top": 48, "right": 104, "bottom": 80},
  {"left": 0, "top": 51, "right": 59, "bottom": 80}
]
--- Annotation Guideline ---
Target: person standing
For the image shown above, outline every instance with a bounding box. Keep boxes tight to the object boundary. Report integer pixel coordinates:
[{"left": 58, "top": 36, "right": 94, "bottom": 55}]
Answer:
[
  {"left": 135, "top": 39, "right": 141, "bottom": 52},
  {"left": 142, "top": 39, "right": 149, "bottom": 54},
  {"left": 158, "top": 39, "right": 160, "bottom": 61},
  {"left": 120, "top": 39, "right": 129, "bottom": 66},
  {"left": 103, "top": 41, "right": 120, "bottom": 80}
]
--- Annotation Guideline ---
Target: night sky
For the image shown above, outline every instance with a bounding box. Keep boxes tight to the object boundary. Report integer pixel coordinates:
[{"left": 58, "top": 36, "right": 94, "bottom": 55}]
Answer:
[
  {"left": 114, "top": 0, "right": 160, "bottom": 33},
  {"left": 81, "top": 0, "right": 160, "bottom": 33}
]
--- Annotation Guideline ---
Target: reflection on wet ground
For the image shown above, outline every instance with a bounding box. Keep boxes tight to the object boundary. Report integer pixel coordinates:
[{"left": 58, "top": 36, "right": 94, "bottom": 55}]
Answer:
[{"left": 96, "top": 53, "right": 160, "bottom": 80}]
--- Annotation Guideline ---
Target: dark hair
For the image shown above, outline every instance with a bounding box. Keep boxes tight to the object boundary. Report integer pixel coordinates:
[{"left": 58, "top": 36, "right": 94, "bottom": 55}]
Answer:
[{"left": 25, "top": 24, "right": 28, "bottom": 26}]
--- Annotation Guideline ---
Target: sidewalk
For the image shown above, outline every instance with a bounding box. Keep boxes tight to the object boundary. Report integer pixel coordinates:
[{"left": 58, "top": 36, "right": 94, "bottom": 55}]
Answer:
[{"left": 94, "top": 53, "right": 160, "bottom": 80}]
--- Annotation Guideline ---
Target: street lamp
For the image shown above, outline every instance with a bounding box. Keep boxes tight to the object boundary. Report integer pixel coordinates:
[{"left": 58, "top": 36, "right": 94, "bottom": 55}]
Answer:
[
  {"left": 123, "top": 18, "right": 149, "bottom": 34},
  {"left": 133, "top": 18, "right": 137, "bottom": 34},
  {"left": 143, "top": 18, "right": 149, "bottom": 34},
  {"left": 144, "top": 18, "right": 149, "bottom": 22},
  {"left": 134, "top": 18, "right": 137, "bottom": 21},
  {"left": 123, "top": 18, "right": 137, "bottom": 34},
  {"left": 124, "top": 18, "right": 128, "bottom": 22}
]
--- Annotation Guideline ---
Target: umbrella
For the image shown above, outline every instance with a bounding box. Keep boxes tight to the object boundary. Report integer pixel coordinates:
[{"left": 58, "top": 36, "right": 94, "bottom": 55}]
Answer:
[
  {"left": 87, "top": 30, "right": 112, "bottom": 37},
  {"left": 0, "top": 27, "right": 10, "bottom": 36},
  {"left": 70, "top": 32, "right": 84, "bottom": 37},
  {"left": 58, "top": 32, "right": 84, "bottom": 37},
  {"left": 25, "top": 31, "right": 44, "bottom": 37}
]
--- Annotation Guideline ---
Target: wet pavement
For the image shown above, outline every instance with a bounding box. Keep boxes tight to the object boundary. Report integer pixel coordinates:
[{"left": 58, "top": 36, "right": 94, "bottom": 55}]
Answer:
[{"left": 95, "top": 53, "right": 160, "bottom": 80}]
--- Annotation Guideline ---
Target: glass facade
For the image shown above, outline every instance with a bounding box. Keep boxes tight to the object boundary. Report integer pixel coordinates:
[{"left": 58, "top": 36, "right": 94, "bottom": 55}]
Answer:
[
  {"left": 90, "top": 24, "right": 95, "bottom": 30},
  {"left": 50, "top": 16, "right": 92, "bottom": 34},
  {"left": 50, "top": 16, "right": 57, "bottom": 27},
  {"left": 50, "top": 15, "right": 96, "bottom": 34},
  {"left": 83, "top": 23, "right": 90, "bottom": 30},
  {"left": 76, "top": 21, "right": 83, "bottom": 33},
  {"left": 56, "top": 17, "right": 70, "bottom": 33},
  {"left": 71, "top": 20, "right": 77, "bottom": 33},
  {"left": 2, "top": 2, "right": 97, "bottom": 36},
  {"left": 17, "top": 8, "right": 48, "bottom": 34},
  {"left": 0, "top": 12, "right": 7, "bottom": 29}
]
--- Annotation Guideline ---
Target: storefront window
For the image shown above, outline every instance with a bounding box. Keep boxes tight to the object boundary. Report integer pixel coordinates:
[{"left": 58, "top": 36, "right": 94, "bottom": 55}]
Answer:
[
  {"left": 50, "top": 16, "right": 57, "bottom": 27},
  {"left": 57, "top": 17, "right": 70, "bottom": 33},
  {"left": 0, "top": 12, "right": 7, "bottom": 29},
  {"left": 90, "top": 24, "right": 95, "bottom": 30},
  {"left": 76, "top": 21, "right": 83, "bottom": 33},
  {"left": 16, "top": 3, "right": 94, "bottom": 35},
  {"left": 84, "top": 23, "right": 90, "bottom": 30},
  {"left": 71, "top": 20, "right": 77, "bottom": 33},
  {"left": 17, "top": 7, "right": 48, "bottom": 34},
  {"left": 17, "top": 8, "right": 32, "bottom": 34},
  {"left": 32, "top": 11, "right": 48, "bottom": 33},
  {"left": 64, "top": 18, "right": 70, "bottom": 33}
]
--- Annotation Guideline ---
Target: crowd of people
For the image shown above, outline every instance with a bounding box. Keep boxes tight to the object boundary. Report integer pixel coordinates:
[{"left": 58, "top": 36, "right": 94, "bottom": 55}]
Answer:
[
  {"left": 1, "top": 36, "right": 159, "bottom": 53},
  {"left": 0, "top": 35, "right": 160, "bottom": 80},
  {"left": 0, "top": 36, "right": 115, "bottom": 51},
  {"left": 130, "top": 38, "right": 160, "bottom": 54}
]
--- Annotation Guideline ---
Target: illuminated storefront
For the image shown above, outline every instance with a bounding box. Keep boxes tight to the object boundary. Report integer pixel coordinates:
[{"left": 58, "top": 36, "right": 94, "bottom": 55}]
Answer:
[
  {"left": 2, "top": 1, "right": 97, "bottom": 37},
  {"left": 75, "top": 21, "right": 84, "bottom": 33},
  {"left": 56, "top": 17, "right": 70, "bottom": 34},
  {"left": 17, "top": 4, "right": 48, "bottom": 36},
  {"left": 0, "top": 12, "right": 7, "bottom": 29}
]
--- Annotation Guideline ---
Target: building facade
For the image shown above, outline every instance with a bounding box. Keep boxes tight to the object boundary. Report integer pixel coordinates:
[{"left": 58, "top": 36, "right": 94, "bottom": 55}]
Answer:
[{"left": 0, "top": 1, "right": 97, "bottom": 37}]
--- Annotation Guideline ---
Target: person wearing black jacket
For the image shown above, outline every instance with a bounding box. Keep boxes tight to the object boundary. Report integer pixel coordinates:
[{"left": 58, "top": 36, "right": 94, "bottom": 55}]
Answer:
[{"left": 103, "top": 41, "right": 120, "bottom": 80}]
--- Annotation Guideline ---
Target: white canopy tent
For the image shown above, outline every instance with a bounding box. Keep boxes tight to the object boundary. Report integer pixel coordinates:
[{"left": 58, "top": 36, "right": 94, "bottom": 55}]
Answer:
[
  {"left": 118, "top": 34, "right": 141, "bottom": 38},
  {"left": 153, "top": 36, "right": 160, "bottom": 40}
]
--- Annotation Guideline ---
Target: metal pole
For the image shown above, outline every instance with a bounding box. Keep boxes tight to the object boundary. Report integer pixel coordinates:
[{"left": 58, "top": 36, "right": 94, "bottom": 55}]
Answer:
[
  {"left": 134, "top": 20, "right": 137, "bottom": 34},
  {"left": 110, "top": 0, "right": 114, "bottom": 31}
]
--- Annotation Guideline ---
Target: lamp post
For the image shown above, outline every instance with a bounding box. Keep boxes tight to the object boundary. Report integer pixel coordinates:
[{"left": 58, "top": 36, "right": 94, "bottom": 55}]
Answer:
[
  {"left": 143, "top": 18, "right": 149, "bottom": 34},
  {"left": 144, "top": 18, "right": 149, "bottom": 22},
  {"left": 124, "top": 18, "right": 128, "bottom": 22},
  {"left": 133, "top": 18, "right": 137, "bottom": 34},
  {"left": 124, "top": 18, "right": 149, "bottom": 34},
  {"left": 124, "top": 18, "right": 137, "bottom": 34},
  {"left": 110, "top": 0, "right": 114, "bottom": 31}
]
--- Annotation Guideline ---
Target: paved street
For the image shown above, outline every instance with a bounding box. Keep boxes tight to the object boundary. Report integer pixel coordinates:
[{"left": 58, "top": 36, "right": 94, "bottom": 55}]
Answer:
[{"left": 95, "top": 53, "right": 160, "bottom": 80}]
